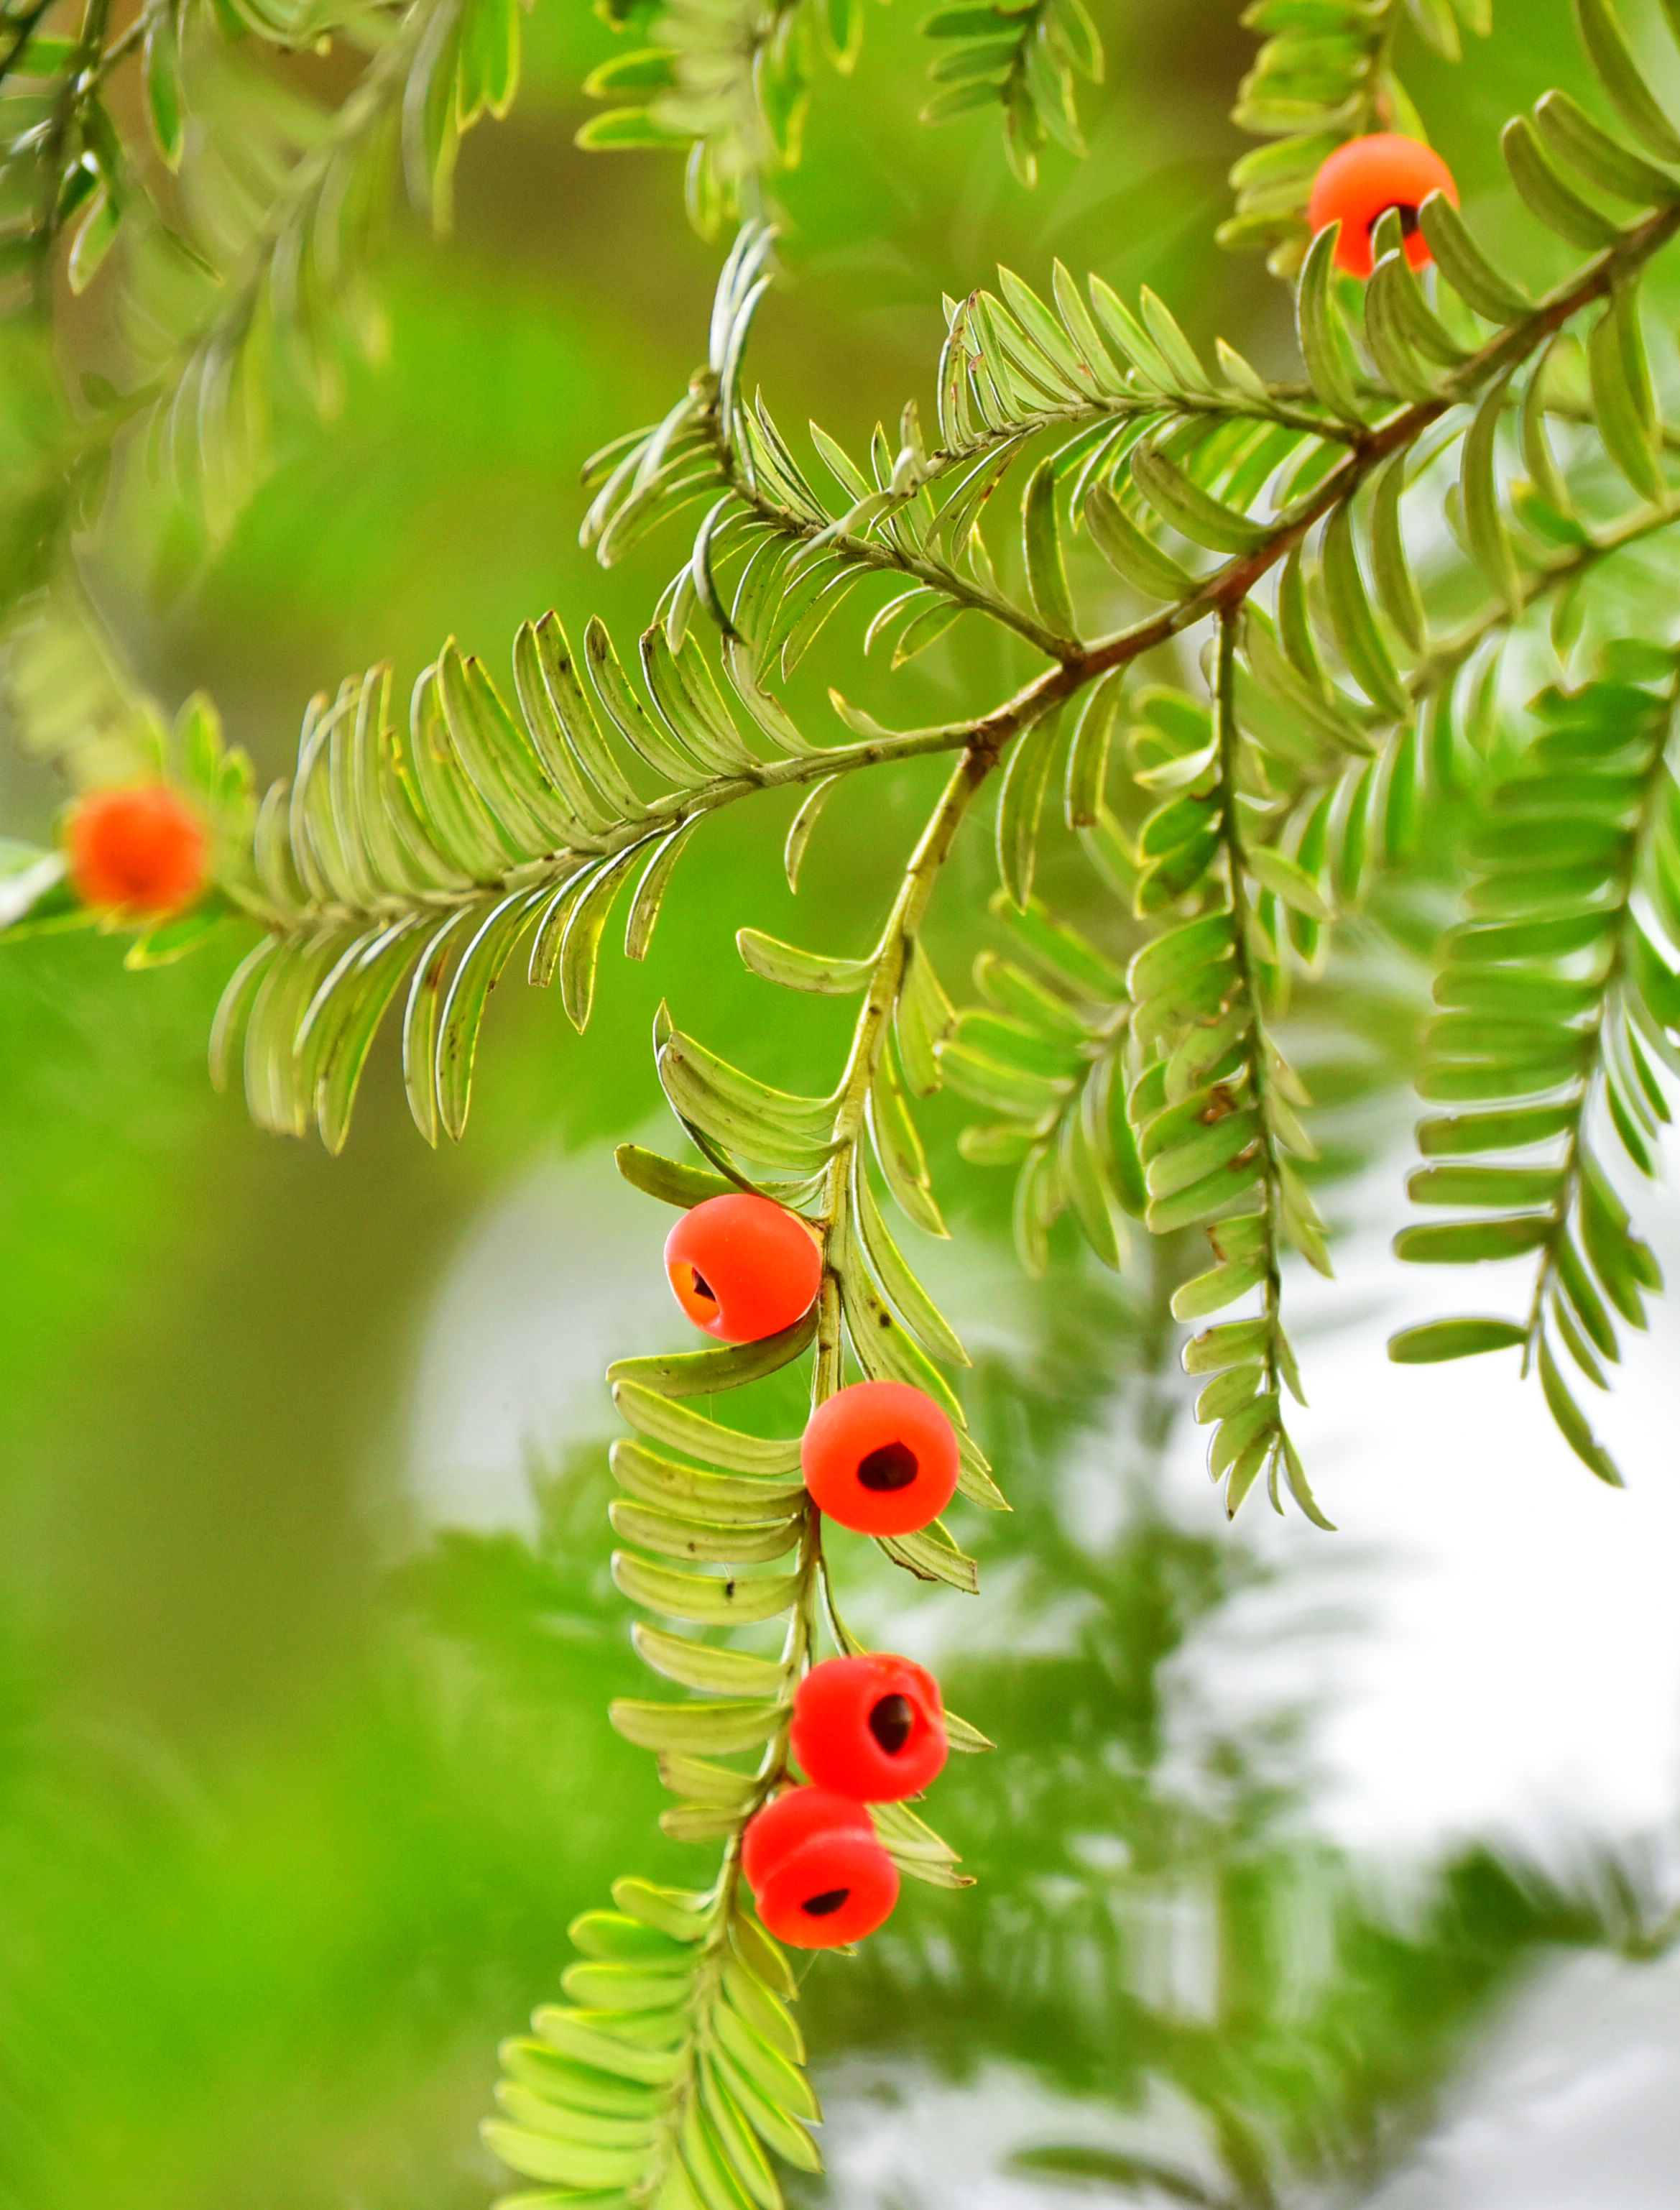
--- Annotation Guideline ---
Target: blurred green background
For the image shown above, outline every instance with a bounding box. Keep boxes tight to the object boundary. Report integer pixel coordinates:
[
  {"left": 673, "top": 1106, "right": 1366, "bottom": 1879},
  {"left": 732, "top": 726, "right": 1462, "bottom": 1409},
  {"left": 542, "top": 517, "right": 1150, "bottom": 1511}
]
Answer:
[{"left": 2, "top": 2, "right": 1676, "bottom": 2205}]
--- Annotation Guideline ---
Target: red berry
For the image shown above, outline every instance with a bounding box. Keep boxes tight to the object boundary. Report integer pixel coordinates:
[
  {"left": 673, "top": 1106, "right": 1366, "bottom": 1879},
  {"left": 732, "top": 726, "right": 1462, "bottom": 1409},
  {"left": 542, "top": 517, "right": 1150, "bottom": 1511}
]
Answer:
[
  {"left": 791, "top": 1653, "right": 947, "bottom": 1801},
  {"left": 66, "top": 785, "right": 208, "bottom": 918},
  {"left": 742, "top": 1786, "right": 898, "bottom": 1950},
  {"left": 801, "top": 1380, "right": 959, "bottom": 1537},
  {"left": 1307, "top": 134, "right": 1458, "bottom": 280},
  {"left": 742, "top": 1785, "right": 873, "bottom": 1884},
  {"left": 663, "top": 1194, "right": 821, "bottom": 1343}
]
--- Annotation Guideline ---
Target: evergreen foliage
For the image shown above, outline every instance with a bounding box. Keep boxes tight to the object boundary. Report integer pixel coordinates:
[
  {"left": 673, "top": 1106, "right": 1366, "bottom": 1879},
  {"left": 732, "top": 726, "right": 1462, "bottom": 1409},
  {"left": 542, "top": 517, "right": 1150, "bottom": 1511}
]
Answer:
[
  {"left": 6, "top": 0, "right": 1680, "bottom": 2201},
  {"left": 580, "top": 0, "right": 1104, "bottom": 220}
]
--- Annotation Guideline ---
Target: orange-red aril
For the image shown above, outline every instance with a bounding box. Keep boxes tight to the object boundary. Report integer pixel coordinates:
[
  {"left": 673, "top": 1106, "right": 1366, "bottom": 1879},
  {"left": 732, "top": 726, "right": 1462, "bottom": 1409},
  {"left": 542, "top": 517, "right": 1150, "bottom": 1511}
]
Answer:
[
  {"left": 1306, "top": 133, "right": 1457, "bottom": 279},
  {"left": 800, "top": 1379, "right": 959, "bottom": 1537},
  {"left": 67, "top": 785, "right": 208, "bottom": 918},
  {"left": 742, "top": 1785, "right": 898, "bottom": 1949},
  {"left": 663, "top": 1193, "right": 821, "bottom": 1343},
  {"left": 791, "top": 1653, "right": 947, "bottom": 1800}
]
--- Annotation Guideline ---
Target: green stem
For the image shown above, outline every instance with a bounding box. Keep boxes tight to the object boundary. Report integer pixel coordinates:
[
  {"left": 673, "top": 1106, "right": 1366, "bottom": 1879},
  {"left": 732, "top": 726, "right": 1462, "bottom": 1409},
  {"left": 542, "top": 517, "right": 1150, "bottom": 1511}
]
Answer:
[
  {"left": 721, "top": 444, "right": 1076, "bottom": 661},
  {"left": 0, "top": 0, "right": 57, "bottom": 91},
  {"left": 808, "top": 745, "right": 986, "bottom": 1385},
  {"left": 1363, "top": 1, "right": 1403, "bottom": 133},
  {"left": 627, "top": 750, "right": 992, "bottom": 2202},
  {"left": 230, "top": 712, "right": 983, "bottom": 933},
  {"left": 829, "top": 747, "right": 987, "bottom": 1154}
]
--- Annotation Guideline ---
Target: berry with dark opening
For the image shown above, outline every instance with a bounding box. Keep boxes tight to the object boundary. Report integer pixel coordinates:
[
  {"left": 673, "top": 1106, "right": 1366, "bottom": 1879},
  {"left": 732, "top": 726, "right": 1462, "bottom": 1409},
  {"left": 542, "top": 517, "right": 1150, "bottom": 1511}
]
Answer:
[
  {"left": 1306, "top": 134, "right": 1457, "bottom": 280},
  {"left": 790, "top": 1652, "right": 947, "bottom": 1801},
  {"left": 66, "top": 785, "right": 209, "bottom": 918},
  {"left": 800, "top": 1379, "right": 959, "bottom": 1537},
  {"left": 663, "top": 1193, "right": 821, "bottom": 1343},
  {"left": 742, "top": 1785, "right": 899, "bottom": 1949}
]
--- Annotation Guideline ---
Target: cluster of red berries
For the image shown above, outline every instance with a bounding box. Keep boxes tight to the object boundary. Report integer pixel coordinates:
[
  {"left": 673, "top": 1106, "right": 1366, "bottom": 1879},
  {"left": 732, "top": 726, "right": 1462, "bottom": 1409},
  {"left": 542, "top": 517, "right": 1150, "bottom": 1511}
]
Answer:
[
  {"left": 1307, "top": 132, "right": 1457, "bottom": 280},
  {"left": 663, "top": 1193, "right": 960, "bottom": 1947},
  {"left": 665, "top": 1194, "right": 959, "bottom": 1536},
  {"left": 63, "top": 784, "right": 209, "bottom": 918},
  {"left": 744, "top": 1652, "right": 946, "bottom": 1948}
]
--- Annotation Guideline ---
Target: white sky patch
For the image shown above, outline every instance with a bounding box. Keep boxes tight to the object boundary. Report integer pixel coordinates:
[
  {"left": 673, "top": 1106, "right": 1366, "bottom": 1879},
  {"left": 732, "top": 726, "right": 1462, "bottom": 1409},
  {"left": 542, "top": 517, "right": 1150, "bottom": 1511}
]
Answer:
[
  {"left": 405, "top": 1139, "right": 678, "bottom": 1534},
  {"left": 1366, "top": 1947, "right": 1680, "bottom": 2210},
  {"left": 812, "top": 2056, "right": 1226, "bottom": 2210},
  {"left": 1158, "top": 1138, "right": 1680, "bottom": 1871}
]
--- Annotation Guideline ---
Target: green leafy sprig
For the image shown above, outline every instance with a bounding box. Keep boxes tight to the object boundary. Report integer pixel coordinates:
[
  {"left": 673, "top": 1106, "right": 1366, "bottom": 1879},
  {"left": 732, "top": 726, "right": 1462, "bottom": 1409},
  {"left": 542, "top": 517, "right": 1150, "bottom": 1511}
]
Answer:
[
  {"left": 581, "top": 0, "right": 811, "bottom": 237},
  {"left": 918, "top": 0, "right": 1103, "bottom": 188},
  {"left": 579, "top": 0, "right": 1107, "bottom": 232},
  {"left": 1390, "top": 659, "right": 1679, "bottom": 1483},
  {"left": 203, "top": 614, "right": 985, "bottom": 1152},
  {"left": 129, "top": 0, "right": 525, "bottom": 535},
  {"left": 1122, "top": 612, "right": 1332, "bottom": 1525},
  {"left": 489, "top": 750, "right": 1007, "bottom": 2208},
  {"left": 0, "top": 0, "right": 535, "bottom": 815},
  {"left": 590, "top": 168, "right": 1680, "bottom": 775},
  {"left": 945, "top": 883, "right": 1143, "bottom": 1278}
]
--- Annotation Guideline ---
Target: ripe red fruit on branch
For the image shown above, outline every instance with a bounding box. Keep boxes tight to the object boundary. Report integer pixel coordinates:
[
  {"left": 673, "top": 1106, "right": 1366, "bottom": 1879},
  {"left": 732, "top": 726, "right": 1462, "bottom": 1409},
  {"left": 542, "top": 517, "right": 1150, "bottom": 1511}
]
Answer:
[
  {"left": 1307, "top": 134, "right": 1457, "bottom": 279},
  {"left": 791, "top": 1653, "right": 947, "bottom": 1801},
  {"left": 663, "top": 1193, "right": 821, "bottom": 1342},
  {"left": 800, "top": 1379, "right": 959, "bottom": 1537},
  {"left": 742, "top": 1785, "right": 899, "bottom": 1949},
  {"left": 66, "top": 785, "right": 209, "bottom": 918}
]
